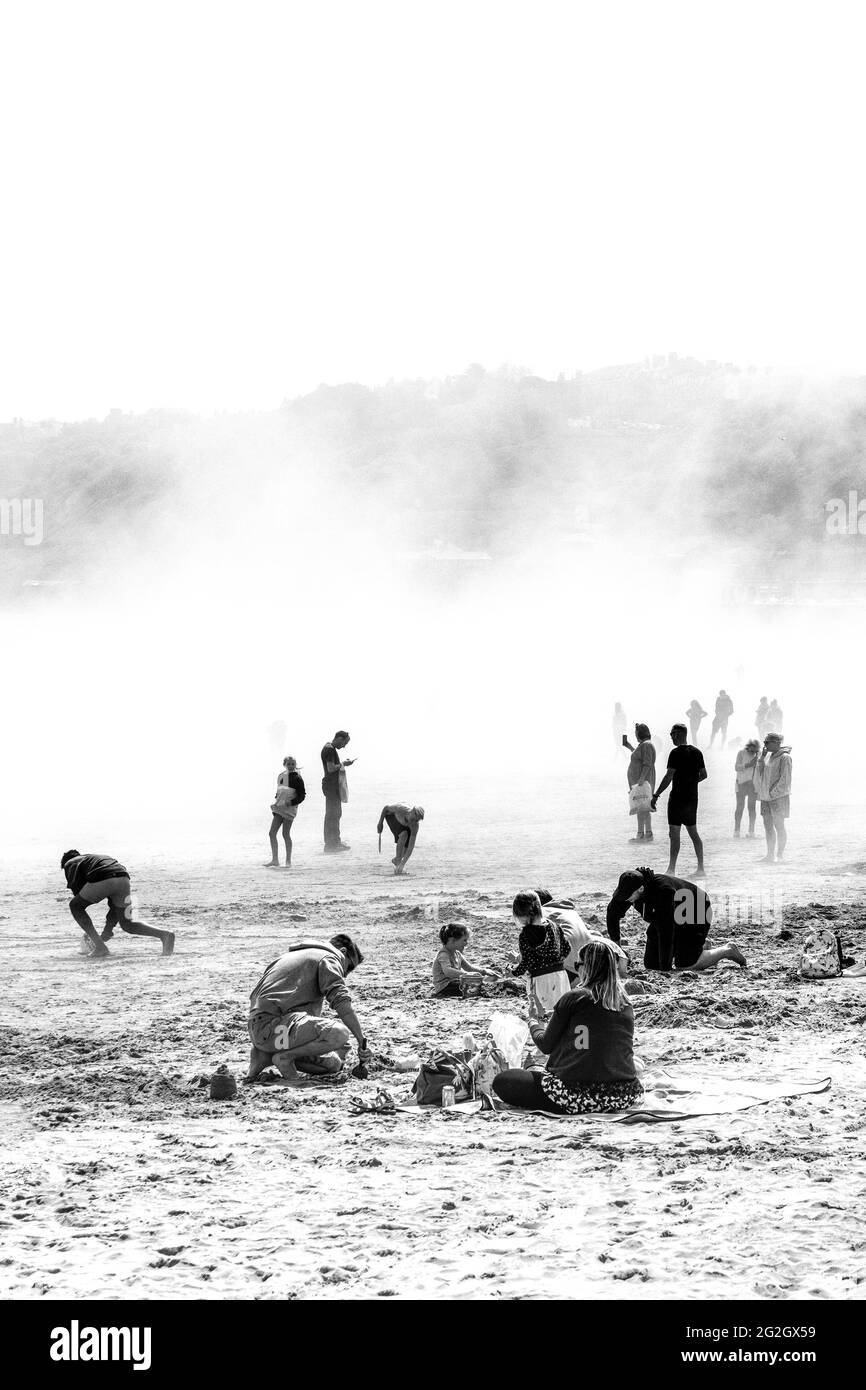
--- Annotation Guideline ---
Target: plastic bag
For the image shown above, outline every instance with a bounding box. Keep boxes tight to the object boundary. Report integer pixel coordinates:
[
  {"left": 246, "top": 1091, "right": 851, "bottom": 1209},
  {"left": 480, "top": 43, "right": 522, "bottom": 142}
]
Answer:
[
  {"left": 628, "top": 783, "right": 652, "bottom": 815},
  {"left": 487, "top": 1011, "right": 530, "bottom": 1070}
]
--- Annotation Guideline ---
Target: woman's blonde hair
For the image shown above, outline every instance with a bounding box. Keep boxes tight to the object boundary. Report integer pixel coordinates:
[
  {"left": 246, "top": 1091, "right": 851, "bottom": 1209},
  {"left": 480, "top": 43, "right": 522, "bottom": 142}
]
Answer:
[{"left": 578, "top": 939, "right": 629, "bottom": 1012}]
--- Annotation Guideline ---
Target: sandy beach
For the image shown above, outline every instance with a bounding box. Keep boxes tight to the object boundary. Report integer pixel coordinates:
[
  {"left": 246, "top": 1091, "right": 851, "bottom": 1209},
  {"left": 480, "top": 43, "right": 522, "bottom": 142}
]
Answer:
[{"left": 2, "top": 771, "right": 865, "bottom": 1301}]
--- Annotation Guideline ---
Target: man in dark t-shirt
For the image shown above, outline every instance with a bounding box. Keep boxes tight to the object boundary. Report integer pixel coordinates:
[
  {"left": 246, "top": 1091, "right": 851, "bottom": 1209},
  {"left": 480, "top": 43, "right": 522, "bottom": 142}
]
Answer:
[
  {"left": 60, "top": 850, "right": 175, "bottom": 957},
  {"left": 321, "top": 730, "right": 355, "bottom": 852},
  {"left": 605, "top": 868, "right": 746, "bottom": 973},
  {"left": 650, "top": 723, "right": 707, "bottom": 876}
]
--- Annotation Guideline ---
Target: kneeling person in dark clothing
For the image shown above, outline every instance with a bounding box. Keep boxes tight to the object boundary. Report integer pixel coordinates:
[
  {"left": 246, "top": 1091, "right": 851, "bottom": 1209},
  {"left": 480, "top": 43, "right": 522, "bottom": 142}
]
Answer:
[
  {"left": 605, "top": 867, "right": 746, "bottom": 972},
  {"left": 61, "top": 851, "right": 175, "bottom": 958}
]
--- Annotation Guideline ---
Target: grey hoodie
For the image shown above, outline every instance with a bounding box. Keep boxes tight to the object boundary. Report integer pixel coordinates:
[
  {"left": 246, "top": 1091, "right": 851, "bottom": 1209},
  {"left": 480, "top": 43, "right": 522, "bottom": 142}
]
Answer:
[
  {"left": 248, "top": 940, "right": 352, "bottom": 1021},
  {"left": 753, "top": 748, "right": 792, "bottom": 801}
]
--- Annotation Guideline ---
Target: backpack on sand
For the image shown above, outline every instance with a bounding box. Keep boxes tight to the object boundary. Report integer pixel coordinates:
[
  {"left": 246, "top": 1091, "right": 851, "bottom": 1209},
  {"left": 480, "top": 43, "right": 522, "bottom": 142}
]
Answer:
[
  {"left": 470, "top": 1043, "right": 509, "bottom": 1098},
  {"left": 798, "top": 925, "right": 843, "bottom": 979},
  {"left": 412, "top": 1052, "right": 474, "bottom": 1106}
]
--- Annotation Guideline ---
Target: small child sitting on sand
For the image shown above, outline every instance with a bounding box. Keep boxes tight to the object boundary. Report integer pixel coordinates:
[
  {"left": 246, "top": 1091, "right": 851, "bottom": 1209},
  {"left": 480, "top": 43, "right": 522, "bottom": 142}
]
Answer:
[{"left": 432, "top": 924, "right": 499, "bottom": 997}]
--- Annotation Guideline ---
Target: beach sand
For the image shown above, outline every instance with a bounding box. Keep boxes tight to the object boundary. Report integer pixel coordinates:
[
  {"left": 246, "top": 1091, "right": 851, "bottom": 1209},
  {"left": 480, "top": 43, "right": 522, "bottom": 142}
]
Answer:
[{"left": 2, "top": 770, "right": 865, "bottom": 1300}]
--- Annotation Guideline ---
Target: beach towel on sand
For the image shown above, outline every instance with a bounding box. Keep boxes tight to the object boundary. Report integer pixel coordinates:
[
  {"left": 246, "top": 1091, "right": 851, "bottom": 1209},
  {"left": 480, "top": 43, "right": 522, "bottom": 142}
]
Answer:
[{"left": 391, "top": 1073, "right": 830, "bottom": 1123}]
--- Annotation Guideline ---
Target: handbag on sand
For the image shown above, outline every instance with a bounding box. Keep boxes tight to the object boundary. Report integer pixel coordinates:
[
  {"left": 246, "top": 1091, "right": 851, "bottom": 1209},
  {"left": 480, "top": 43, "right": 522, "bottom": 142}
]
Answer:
[{"left": 412, "top": 1052, "right": 474, "bottom": 1106}]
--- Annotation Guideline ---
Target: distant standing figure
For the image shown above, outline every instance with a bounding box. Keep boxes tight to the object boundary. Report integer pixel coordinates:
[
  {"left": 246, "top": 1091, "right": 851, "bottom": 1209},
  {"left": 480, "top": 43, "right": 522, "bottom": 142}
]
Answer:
[
  {"left": 755, "top": 697, "right": 770, "bottom": 738},
  {"left": 768, "top": 699, "right": 783, "bottom": 732},
  {"left": 650, "top": 723, "right": 707, "bottom": 877},
  {"left": 622, "top": 722, "right": 656, "bottom": 842},
  {"left": 733, "top": 739, "right": 759, "bottom": 838},
  {"left": 321, "top": 730, "right": 355, "bottom": 852},
  {"left": 686, "top": 699, "right": 708, "bottom": 746},
  {"left": 754, "top": 732, "right": 792, "bottom": 864},
  {"left": 61, "top": 850, "right": 175, "bottom": 958},
  {"left": 612, "top": 702, "right": 628, "bottom": 753},
  {"left": 377, "top": 803, "right": 424, "bottom": 875},
  {"left": 709, "top": 689, "right": 734, "bottom": 748},
  {"left": 266, "top": 756, "right": 306, "bottom": 868}
]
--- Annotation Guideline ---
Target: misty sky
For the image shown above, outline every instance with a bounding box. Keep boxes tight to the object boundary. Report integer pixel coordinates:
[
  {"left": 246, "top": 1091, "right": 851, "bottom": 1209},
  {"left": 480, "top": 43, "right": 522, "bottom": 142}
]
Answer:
[{"left": 2, "top": 0, "right": 864, "bottom": 420}]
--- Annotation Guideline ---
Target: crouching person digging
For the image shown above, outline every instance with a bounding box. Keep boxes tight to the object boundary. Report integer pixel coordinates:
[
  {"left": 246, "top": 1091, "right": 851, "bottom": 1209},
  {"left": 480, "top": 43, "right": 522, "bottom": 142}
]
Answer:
[{"left": 245, "top": 934, "right": 370, "bottom": 1085}]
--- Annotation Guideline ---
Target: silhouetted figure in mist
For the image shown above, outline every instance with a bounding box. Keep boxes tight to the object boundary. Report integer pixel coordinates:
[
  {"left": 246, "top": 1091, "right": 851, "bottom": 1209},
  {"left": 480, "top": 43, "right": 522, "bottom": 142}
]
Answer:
[
  {"left": 266, "top": 756, "right": 306, "bottom": 868},
  {"left": 321, "top": 731, "right": 354, "bottom": 852},
  {"left": 755, "top": 697, "right": 770, "bottom": 738},
  {"left": 622, "top": 722, "right": 656, "bottom": 842},
  {"left": 686, "top": 699, "right": 708, "bottom": 746},
  {"left": 754, "top": 732, "right": 792, "bottom": 864},
  {"left": 377, "top": 803, "right": 424, "bottom": 875},
  {"left": 768, "top": 699, "right": 783, "bottom": 732},
  {"left": 605, "top": 868, "right": 746, "bottom": 972},
  {"left": 709, "top": 689, "right": 734, "bottom": 748},
  {"left": 651, "top": 724, "right": 707, "bottom": 877},
  {"left": 612, "top": 702, "right": 628, "bottom": 754},
  {"left": 733, "top": 739, "right": 759, "bottom": 838},
  {"left": 61, "top": 850, "right": 175, "bottom": 958}
]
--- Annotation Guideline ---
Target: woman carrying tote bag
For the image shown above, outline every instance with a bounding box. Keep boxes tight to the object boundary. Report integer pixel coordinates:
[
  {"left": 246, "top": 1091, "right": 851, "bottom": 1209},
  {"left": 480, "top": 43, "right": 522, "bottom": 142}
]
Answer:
[{"left": 265, "top": 756, "right": 306, "bottom": 869}]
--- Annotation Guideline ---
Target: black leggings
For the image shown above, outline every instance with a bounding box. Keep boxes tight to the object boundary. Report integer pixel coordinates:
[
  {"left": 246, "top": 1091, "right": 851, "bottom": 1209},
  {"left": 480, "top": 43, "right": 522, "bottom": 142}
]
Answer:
[
  {"left": 491, "top": 1069, "right": 562, "bottom": 1113},
  {"left": 434, "top": 981, "right": 462, "bottom": 998}
]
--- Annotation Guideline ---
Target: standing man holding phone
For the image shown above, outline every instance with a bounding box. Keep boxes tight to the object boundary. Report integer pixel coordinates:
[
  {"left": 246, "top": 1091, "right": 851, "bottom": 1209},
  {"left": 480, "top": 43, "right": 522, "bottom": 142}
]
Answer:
[{"left": 321, "top": 730, "right": 355, "bottom": 853}]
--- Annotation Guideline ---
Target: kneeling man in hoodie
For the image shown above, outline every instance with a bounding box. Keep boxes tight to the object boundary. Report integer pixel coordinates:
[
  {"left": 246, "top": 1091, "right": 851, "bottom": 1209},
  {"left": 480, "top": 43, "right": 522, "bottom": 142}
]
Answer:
[{"left": 245, "top": 934, "right": 370, "bottom": 1085}]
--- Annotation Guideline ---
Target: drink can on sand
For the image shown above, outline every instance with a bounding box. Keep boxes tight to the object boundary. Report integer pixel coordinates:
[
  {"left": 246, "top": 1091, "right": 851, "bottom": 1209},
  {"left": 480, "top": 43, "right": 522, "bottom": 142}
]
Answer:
[{"left": 441, "top": 1085, "right": 455, "bottom": 1108}]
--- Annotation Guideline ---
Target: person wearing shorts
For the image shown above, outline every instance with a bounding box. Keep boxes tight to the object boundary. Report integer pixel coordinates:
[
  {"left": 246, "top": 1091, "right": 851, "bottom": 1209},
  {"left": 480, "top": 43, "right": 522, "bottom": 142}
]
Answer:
[
  {"left": 651, "top": 723, "right": 707, "bottom": 877},
  {"left": 605, "top": 868, "right": 746, "bottom": 972},
  {"left": 376, "top": 803, "right": 424, "bottom": 875},
  {"left": 245, "top": 935, "right": 370, "bottom": 1085},
  {"left": 61, "top": 851, "right": 175, "bottom": 958},
  {"left": 753, "top": 732, "right": 792, "bottom": 864}
]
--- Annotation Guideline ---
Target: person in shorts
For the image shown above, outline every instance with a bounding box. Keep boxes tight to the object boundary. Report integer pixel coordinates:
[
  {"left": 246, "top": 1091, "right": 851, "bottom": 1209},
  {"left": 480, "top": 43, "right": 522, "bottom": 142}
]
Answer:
[
  {"left": 376, "top": 803, "right": 424, "bottom": 875},
  {"left": 266, "top": 755, "right": 306, "bottom": 868},
  {"left": 61, "top": 851, "right": 175, "bottom": 958},
  {"left": 651, "top": 723, "right": 707, "bottom": 877},
  {"left": 245, "top": 935, "right": 370, "bottom": 1085},
  {"left": 753, "top": 731, "right": 792, "bottom": 864},
  {"left": 605, "top": 868, "right": 746, "bottom": 973}
]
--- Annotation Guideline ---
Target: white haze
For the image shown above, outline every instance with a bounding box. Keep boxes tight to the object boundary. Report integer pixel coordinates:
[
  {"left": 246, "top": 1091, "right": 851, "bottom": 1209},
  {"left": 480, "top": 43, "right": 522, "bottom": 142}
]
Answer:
[
  {"left": 2, "top": 1, "right": 865, "bottom": 849},
  {"left": 2, "top": 402, "right": 864, "bottom": 851}
]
